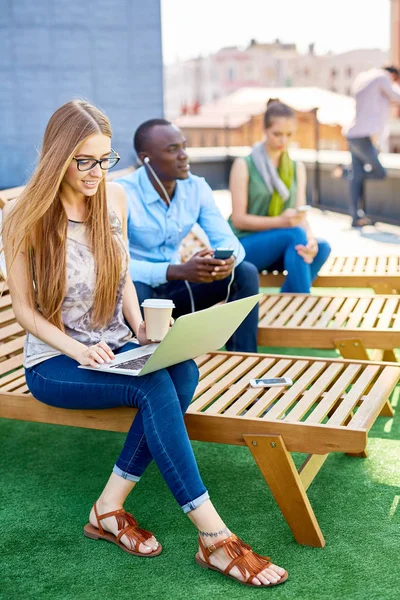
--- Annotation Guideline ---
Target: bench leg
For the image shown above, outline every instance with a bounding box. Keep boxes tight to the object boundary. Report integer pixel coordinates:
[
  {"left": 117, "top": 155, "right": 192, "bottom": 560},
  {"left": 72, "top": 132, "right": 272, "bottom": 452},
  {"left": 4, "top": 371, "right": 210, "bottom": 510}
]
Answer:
[
  {"left": 382, "top": 349, "right": 398, "bottom": 363},
  {"left": 243, "top": 433, "right": 325, "bottom": 548},
  {"left": 379, "top": 399, "right": 394, "bottom": 417}
]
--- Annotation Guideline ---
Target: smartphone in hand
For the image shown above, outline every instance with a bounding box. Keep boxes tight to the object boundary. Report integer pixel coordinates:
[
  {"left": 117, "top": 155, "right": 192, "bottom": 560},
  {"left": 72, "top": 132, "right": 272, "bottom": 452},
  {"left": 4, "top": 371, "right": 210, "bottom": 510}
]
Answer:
[
  {"left": 296, "top": 205, "right": 311, "bottom": 213},
  {"left": 249, "top": 377, "right": 293, "bottom": 388},
  {"left": 213, "top": 248, "right": 234, "bottom": 260}
]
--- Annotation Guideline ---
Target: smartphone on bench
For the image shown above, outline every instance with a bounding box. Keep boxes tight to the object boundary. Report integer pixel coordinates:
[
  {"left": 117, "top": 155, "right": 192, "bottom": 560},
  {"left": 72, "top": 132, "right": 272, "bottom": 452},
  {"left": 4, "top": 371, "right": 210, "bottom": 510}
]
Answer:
[
  {"left": 250, "top": 377, "right": 293, "bottom": 388},
  {"left": 213, "top": 248, "right": 234, "bottom": 260}
]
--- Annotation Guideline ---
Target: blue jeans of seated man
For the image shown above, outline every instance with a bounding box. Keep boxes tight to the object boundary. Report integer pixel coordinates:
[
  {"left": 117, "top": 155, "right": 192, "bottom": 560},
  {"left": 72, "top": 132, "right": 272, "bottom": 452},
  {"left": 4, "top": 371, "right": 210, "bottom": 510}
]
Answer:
[
  {"left": 241, "top": 227, "right": 331, "bottom": 293},
  {"left": 346, "top": 137, "right": 387, "bottom": 222},
  {"left": 133, "top": 260, "right": 259, "bottom": 353},
  {"left": 25, "top": 343, "right": 208, "bottom": 513}
]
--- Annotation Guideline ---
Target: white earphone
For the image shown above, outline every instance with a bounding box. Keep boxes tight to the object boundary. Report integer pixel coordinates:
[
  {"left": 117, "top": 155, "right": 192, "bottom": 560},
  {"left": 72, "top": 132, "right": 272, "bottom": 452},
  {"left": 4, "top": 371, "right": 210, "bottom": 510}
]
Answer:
[{"left": 143, "top": 156, "right": 171, "bottom": 207}]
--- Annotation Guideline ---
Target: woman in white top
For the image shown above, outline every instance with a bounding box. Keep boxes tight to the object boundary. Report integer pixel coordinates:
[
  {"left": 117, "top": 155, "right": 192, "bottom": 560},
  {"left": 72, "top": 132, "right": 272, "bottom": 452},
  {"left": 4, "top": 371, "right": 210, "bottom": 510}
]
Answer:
[{"left": 2, "top": 100, "right": 287, "bottom": 587}]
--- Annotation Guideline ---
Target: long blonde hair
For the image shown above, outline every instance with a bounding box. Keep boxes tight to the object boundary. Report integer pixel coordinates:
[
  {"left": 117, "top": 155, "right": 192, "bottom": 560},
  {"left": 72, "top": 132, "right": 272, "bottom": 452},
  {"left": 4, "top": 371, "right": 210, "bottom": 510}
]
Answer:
[{"left": 2, "top": 100, "right": 126, "bottom": 330}]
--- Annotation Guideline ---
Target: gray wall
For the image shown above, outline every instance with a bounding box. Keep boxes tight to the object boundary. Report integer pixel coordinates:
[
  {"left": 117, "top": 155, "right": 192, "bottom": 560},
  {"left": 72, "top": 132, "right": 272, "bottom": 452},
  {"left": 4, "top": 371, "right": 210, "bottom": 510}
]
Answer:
[{"left": 0, "top": 0, "right": 163, "bottom": 188}]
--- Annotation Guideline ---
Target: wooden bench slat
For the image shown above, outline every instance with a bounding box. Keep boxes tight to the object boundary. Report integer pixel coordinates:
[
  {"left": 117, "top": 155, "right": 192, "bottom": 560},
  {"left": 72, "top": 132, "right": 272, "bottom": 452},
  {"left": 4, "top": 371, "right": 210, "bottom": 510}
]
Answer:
[
  {"left": 258, "top": 295, "right": 293, "bottom": 327},
  {"left": 193, "top": 355, "right": 246, "bottom": 405},
  {"left": 1, "top": 375, "right": 28, "bottom": 392},
  {"left": 194, "top": 356, "right": 259, "bottom": 411},
  {"left": 298, "top": 296, "right": 329, "bottom": 327},
  {"left": 263, "top": 361, "right": 327, "bottom": 420},
  {"left": 204, "top": 358, "right": 275, "bottom": 415},
  {"left": 387, "top": 256, "right": 399, "bottom": 274},
  {"left": 197, "top": 354, "right": 227, "bottom": 380},
  {"left": 0, "top": 353, "right": 24, "bottom": 376},
  {"left": 314, "top": 297, "right": 347, "bottom": 328},
  {"left": 348, "top": 366, "right": 400, "bottom": 429},
  {"left": 329, "top": 297, "right": 359, "bottom": 329},
  {"left": 0, "top": 321, "right": 24, "bottom": 341},
  {"left": 346, "top": 297, "right": 373, "bottom": 328},
  {"left": 0, "top": 307, "right": 16, "bottom": 325},
  {"left": 269, "top": 295, "right": 305, "bottom": 327},
  {"left": 13, "top": 383, "right": 29, "bottom": 394},
  {"left": 223, "top": 358, "right": 293, "bottom": 416},
  {"left": 245, "top": 359, "right": 311, "bottom": 418},
  {"left": 328, "top": 256, "right": 346, "bottom": 275},
  {"left": 327, "top": 365, "right": 381, "bottom": 426},
  {"left": 359, "top": 297, "right": 386, "bottom": 329},
  {"left": 194, "top": 354, "right": 211, "bottom": 367},
  {"left": 305, "top": 363, "right": 363, "bottom": 424},
  {"left": 352, "top": 256, "right": 368, "bottom": 274},
  {"left": 258, "top": 294, "right": 281, "bottom": 320},
  {"left": 0, "top": 366, "right": 25, "bottom": 387},
  {"left": 285, "top": 363, "right": 344, "bottom": 422},
  {"left": 376, "top": 256, "right": 388, "bottom": 274},
  {"left": 285, "top": 295, "right": 319, "bottom": 327},
  {"left": 376, "top": 297, "right": 399, "bottom": 329},
  {"left": 0, "top": 336, "right": 25, "bottom": 357},
  {"left": 0, "top": 294, "right": 13, "bottom": 309}
]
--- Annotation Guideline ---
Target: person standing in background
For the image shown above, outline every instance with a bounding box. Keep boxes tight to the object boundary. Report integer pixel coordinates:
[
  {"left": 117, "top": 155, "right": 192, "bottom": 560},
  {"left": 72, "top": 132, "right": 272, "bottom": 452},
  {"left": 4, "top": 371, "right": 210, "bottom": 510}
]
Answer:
[{"left": 339, "top": 66, "right": 400, "bottom": 227}]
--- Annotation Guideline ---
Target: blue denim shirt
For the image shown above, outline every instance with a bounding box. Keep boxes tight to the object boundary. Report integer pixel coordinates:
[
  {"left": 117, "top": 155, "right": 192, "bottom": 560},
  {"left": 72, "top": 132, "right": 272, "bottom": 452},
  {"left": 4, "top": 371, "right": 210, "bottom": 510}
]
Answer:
[{"left": 116, "top": 167, "right": 245, "bottom": 287}]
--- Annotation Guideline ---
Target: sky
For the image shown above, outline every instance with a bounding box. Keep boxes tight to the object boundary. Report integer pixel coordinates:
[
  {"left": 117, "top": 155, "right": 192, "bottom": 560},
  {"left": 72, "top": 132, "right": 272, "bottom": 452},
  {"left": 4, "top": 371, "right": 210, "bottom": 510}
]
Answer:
[{"left": 161, "top": 0, "right": 391, "bottom": 64}]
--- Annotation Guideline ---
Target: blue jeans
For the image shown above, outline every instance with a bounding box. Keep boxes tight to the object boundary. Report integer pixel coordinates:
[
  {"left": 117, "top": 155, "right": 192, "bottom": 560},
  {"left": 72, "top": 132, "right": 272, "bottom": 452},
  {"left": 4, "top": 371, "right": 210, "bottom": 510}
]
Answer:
[
  {"left": 241, "top": 227, "right": 331, "bottom": 293},
  {"left": 25, "top": 342, "right": 208, "bottom": 514},
  {"left": 346, "top": 137, "right": 387, "bottom": 222},
  {"left": 134, "top": 260, "right": 259, "bottom": 353}
]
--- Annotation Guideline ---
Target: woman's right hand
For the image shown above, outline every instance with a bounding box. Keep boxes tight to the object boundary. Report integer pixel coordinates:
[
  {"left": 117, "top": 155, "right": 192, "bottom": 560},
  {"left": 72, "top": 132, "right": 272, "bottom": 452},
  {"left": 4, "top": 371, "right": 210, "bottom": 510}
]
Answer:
[
  {"left": 278, "top": 209, "right": 306, "bottom": 228},
  {"left": 75, "top": 342, "right": 115, "bottom": 368}
]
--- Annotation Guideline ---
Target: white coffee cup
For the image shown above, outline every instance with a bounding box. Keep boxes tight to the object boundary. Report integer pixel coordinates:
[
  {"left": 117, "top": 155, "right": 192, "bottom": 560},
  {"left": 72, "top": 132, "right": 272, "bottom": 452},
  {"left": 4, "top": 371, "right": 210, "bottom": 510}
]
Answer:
[{"left": 141, "top": 299, "right": 175, "bottom": 342}]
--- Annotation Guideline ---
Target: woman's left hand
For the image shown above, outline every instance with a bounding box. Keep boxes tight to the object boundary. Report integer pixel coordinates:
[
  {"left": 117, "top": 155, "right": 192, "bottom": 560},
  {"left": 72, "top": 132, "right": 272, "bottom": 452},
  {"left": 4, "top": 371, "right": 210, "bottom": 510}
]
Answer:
[
  {"left": 136, "top": 320, "right": 152, "bottom": 346},
  {"left": 136, "top": 318, "right": 175, "bottom": 346},
  {"left": 295, "top": 239, "right": 318, "bottom": 264}
]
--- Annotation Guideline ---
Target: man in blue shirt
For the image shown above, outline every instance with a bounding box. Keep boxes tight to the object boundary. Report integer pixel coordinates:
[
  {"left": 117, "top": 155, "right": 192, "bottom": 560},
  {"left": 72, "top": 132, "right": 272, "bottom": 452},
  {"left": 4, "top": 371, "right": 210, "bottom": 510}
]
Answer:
[{"left": 117, "top": 119, "right": 259, "bottom": 352}]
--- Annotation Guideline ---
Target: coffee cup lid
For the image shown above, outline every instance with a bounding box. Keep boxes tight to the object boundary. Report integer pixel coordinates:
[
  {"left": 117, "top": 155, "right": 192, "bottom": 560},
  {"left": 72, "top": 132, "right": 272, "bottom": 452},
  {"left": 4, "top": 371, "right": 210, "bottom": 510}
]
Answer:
[{"left": 141, "top": 298, "right": 175, "bottom": 309}]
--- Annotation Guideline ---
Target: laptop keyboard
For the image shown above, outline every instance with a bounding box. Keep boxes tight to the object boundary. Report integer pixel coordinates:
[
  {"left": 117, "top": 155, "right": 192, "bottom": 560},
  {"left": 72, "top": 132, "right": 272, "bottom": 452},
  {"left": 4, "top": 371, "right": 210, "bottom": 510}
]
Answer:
[{"left": 110, "top": 354, "right": 152, "bottom": 371}]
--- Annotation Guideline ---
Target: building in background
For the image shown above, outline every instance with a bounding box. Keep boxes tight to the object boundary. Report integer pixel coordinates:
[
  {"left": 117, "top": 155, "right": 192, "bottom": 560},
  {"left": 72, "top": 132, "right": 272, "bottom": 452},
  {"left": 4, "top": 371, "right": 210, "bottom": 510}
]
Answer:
[
  {"left": 165, "top": 39, "right": 387, "bottom": 120},
  {"left": 174, "top": 87, "right": 355, "bottom": 150},
  {"left": 0, "top": 0, "right": 163, "bottom": 189},
  {"left": 289, "top": 47, "right": 388, "bottom": 95},
  {"left": 165, "top": 39, "right": 298, "bottom": 119}
]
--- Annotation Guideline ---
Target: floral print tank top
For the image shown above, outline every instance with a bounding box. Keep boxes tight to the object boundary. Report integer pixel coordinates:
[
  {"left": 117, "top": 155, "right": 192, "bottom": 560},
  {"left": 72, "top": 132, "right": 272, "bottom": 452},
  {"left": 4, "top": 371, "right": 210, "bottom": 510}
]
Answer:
[{"left": 24, "top": 210, "right": 133, "bottom": 368}]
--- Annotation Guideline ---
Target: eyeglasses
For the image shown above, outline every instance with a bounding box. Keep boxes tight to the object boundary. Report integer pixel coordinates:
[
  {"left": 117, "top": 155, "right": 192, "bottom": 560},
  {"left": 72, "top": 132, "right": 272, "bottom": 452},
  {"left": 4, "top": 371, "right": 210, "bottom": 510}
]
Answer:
[{"left": 73, "top": 150, "right": 120, "bottom": 172}]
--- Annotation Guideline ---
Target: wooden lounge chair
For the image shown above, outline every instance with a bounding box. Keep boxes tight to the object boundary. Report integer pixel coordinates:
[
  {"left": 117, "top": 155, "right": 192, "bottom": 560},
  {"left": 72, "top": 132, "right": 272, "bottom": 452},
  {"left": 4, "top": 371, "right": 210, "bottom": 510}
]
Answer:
[
  {"left": 0, "top": 281, "right": 398, "bottom": 548},
  {"left": 259, "top": 255, "right": 400, "bottom": 294},
  {"left": 258, "top": 293, "right": 400, "bottom": 366}
]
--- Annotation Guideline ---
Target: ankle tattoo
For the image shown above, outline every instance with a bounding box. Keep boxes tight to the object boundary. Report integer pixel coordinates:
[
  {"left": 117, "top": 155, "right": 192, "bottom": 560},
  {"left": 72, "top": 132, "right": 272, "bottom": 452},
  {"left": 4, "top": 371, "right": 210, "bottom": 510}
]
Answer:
[{"left": 199, "top": 527, "right": 231, "bottom": 538}]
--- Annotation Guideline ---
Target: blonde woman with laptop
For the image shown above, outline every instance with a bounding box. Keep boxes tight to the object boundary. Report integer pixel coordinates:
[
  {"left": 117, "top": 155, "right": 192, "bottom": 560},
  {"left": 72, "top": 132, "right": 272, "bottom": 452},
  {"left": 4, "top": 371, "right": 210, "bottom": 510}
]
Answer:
[{"left": 2, "top": 100, "right": 287, "bottom": 587}]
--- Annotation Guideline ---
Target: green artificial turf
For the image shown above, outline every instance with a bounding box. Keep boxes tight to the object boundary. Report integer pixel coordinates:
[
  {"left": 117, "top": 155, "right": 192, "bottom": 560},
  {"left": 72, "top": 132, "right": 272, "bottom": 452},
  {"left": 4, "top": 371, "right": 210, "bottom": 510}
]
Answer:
[{"left": 1, "top": 392, "right": 399, "bottom": 599}]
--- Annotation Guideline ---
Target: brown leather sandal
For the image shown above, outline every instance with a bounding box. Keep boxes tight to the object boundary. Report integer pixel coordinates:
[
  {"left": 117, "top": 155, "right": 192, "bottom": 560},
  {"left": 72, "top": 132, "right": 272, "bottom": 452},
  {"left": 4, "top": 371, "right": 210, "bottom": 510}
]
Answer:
[
  {"left": 84, "top": 504, "right": 162, "bottom": 557},
  {"left": 196, "top": 534, "right": 288, "bottom": 587}
]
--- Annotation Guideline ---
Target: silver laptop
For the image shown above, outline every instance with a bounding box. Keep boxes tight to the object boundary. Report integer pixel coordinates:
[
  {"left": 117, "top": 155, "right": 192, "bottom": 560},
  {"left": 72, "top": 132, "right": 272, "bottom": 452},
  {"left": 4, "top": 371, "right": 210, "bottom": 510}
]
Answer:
[{"left": 79, "top": 294, "right": 262, "bottom": 376}]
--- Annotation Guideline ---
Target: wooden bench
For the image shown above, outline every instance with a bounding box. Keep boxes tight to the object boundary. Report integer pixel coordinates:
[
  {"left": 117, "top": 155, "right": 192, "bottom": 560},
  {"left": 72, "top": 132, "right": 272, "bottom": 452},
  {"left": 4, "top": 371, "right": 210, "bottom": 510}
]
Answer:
[
  {"left": 258, "top": 293, "right": 400, "bottom": 370},
  {"left": 260, "top": 255, "right": 400, "bottom": 294},
  {"left": 0, "top": 280, "right": 398, "bottom": 548}
]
